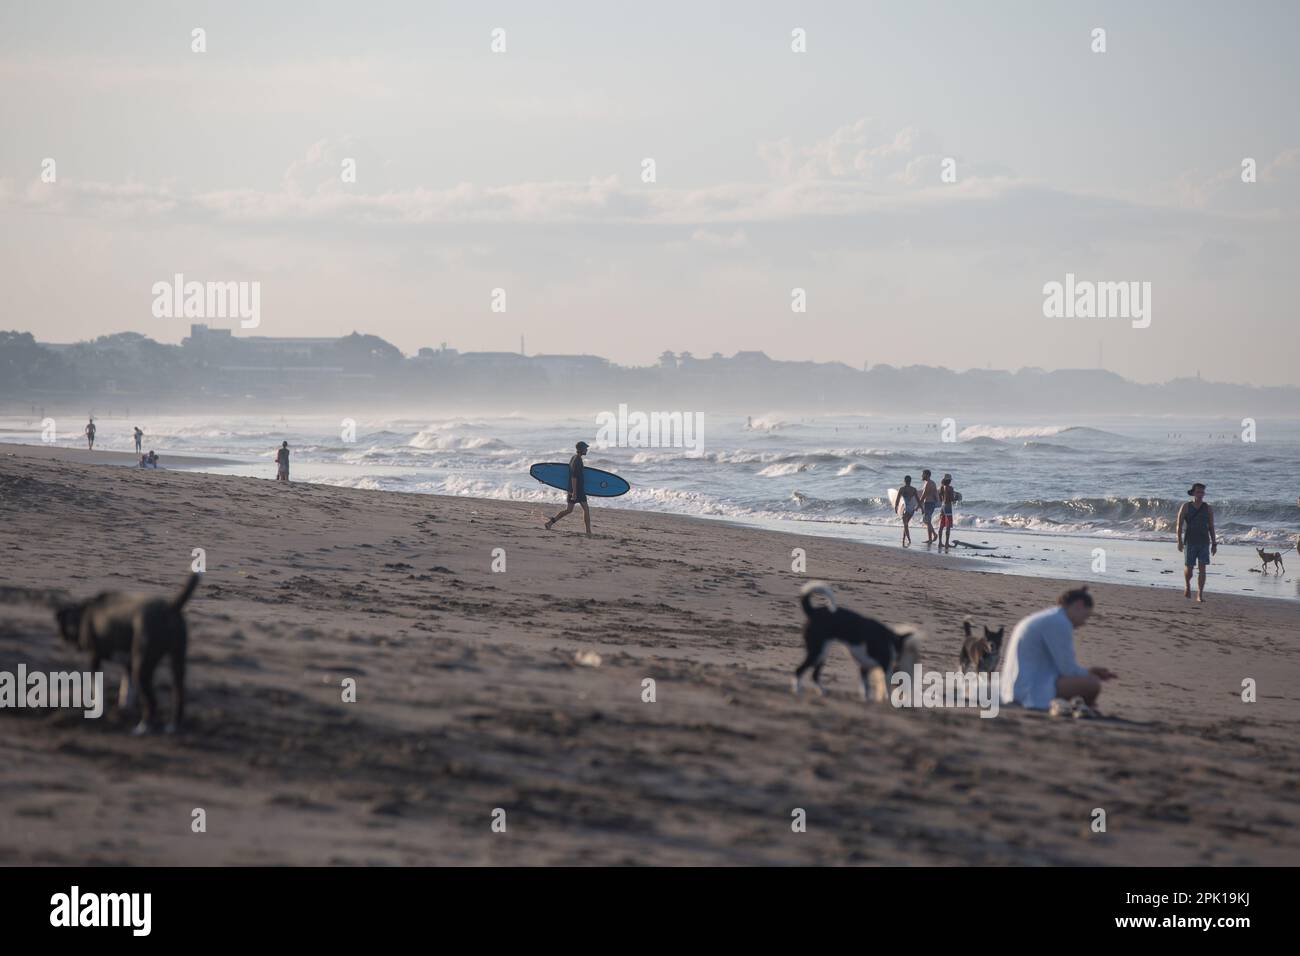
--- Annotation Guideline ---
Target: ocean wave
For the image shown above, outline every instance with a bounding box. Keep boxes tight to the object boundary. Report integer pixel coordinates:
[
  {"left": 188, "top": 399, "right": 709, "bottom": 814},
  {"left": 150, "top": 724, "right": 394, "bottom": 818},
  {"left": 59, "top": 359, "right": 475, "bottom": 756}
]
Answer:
[
  {"left": 628, "top": 447, "right": 901, "bottom": 467},
  {"left": 408, "top": 430, "right": 514, "bottom": 452},
  {"left": 959, "top": 424, "right": 1131, "bottom": 443},
  {"left": 1021, "top": 441, "right": 1080, "bottom": 453},
  {"left": 960, "top": 424, "right": 1067, "bottom": 441},
  {"left": 757, "top": 462, "right": 813, "bottom": 477}
]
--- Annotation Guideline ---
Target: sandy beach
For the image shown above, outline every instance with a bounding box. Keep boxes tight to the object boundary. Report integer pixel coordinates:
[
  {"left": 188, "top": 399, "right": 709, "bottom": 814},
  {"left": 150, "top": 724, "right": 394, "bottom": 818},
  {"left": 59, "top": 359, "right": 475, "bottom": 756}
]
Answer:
[{"left": 2, "top": 443, "right": 1298, "bottom": 866}]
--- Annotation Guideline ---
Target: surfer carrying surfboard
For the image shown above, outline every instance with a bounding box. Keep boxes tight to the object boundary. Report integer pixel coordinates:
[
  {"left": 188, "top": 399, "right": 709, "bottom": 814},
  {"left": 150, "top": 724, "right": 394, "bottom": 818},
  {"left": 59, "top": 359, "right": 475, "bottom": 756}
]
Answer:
[
  {"left": 894, "top": 475, "right": 920, "bottom": 547},
  {"left": 544, "top": 441, "right": 592, "bottom": 536}
]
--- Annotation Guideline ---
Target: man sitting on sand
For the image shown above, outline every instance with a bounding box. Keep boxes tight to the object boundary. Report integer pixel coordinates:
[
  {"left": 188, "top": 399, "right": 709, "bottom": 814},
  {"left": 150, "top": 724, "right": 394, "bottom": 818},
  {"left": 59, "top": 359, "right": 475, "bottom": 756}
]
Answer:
[
  {"left": 544, "top": 441, "right": 592, "bottom": 537},
  {"left": 895, "top": 475, "right": 919, "bottom": 547},
  {"left": 1000, "top": 586, "right": 1117, "bottom": 713},
  {"left": 1176, "top": 482, "right": 1216, "bottom": 602}
]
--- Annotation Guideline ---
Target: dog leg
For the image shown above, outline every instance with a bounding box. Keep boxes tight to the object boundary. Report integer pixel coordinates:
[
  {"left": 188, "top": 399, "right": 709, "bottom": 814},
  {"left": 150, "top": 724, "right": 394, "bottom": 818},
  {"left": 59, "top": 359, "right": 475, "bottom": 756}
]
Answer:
[
  {"left": 867, "top": 667, "right": 888, "bottom": 703},
  {"left": 133, "top": 653, "right": 158, "bottom": 733},
  {"left": 792, "top": 652, "right": 818, "bottom": 695},
  {"left": 167, "top": 650, "right": 185, "bottom": 733},
  {"left": 847, "top": 645, "right": 885, "bottom": 701},
  {"left": 856, "top": 667, "right": 871, "bottom": 700},
  {"left": 118, "top": 674, "right": 137, "bottom": 710}
]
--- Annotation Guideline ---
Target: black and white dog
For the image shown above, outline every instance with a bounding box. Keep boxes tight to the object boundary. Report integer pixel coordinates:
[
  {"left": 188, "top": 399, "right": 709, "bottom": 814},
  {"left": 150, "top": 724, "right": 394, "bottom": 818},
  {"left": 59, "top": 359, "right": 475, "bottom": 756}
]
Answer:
[{"left": 792, "top": 581, "right": 923, "bottom": 701}]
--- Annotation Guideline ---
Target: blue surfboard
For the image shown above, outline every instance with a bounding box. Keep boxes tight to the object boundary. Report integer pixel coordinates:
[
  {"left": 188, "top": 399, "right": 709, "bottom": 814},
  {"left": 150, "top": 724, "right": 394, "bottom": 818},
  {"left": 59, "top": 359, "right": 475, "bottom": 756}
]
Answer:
[{"left": 529, "top": 462, "right": 630, "bottom": 497}]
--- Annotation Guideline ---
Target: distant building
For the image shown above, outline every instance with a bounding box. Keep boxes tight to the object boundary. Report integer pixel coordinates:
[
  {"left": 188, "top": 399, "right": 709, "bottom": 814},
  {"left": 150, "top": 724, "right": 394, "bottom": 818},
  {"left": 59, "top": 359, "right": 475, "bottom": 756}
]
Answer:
[
  {"left": 531, "top": 354, "right": 610, "bottom": 383},
  {"left": 459, "top": 351, "right": 533, "bottom": 371}
]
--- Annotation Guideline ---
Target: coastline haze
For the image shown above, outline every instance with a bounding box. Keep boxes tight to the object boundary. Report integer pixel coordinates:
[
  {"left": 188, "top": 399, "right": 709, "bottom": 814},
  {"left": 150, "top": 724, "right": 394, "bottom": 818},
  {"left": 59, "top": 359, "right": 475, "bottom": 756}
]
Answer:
[{"left": 2, "top": 0, "right": 1298, "bottom": 385}]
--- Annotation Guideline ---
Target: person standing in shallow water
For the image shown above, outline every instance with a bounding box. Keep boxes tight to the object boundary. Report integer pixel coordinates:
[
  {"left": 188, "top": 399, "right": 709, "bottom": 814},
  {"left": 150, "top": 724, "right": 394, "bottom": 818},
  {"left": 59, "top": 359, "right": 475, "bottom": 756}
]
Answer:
[
  {"left": 894, "top": 475, "right": 920, "bottom": 547},
  {"left": 937, "top": 473, "right": 960, "bottom": 552},
  {"left": 84, "top": 418, "right": 96, "bottom": 451},
  {"left": 545, "top": 441, "right": 591, "bottom": 536},
  {"left": 275, "top": 441, "right": 290, "bottom": 482},
  {"left": 917, "top": 469, "right": 938, "bottom": 544},
  {"left": 1176, "top": 482, "right": 1217, "bottom": 602}
]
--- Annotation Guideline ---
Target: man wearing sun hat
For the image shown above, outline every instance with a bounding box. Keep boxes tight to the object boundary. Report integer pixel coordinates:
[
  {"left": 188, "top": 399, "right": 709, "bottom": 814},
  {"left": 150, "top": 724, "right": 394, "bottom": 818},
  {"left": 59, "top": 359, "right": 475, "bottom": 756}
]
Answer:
[
  {"left": 1176, "top": 482, "right": 1217, "bottom": 603},
  {"left": 544, "top": 440, "right": 592, "bottom": 536}
]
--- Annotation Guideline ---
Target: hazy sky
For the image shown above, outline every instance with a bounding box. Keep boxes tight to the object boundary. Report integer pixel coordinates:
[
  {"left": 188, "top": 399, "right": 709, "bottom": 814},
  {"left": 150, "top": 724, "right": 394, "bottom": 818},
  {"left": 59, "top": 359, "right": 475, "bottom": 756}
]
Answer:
[{"left": 2, "top": 1, "right": 1298, "bottom": 385}]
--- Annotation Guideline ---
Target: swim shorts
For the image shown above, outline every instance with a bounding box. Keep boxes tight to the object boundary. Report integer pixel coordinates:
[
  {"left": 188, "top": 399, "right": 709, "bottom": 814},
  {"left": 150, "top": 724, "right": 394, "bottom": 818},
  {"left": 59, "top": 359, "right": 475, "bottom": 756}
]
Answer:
[
  {"left": 922, "top": 501, "right": 937, "bottom": 519},
  {"left": 939, "top": 512, "right": 954, "bottom": 530},
  {"left": 1183, "top": 542, "right": 1211, "bottom": 567}
]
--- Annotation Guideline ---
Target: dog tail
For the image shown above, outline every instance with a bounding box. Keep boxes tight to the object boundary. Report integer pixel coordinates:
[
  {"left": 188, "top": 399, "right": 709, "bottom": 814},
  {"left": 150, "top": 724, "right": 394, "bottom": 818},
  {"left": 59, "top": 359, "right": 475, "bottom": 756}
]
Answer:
[
  {"left": 800, "top": 580, "right": 836, "bottom": 616},
  {"left": 172, "top": 573, "right": 201, "bottom": 610},
  {"left": 895, "top": 624, "right": 925, "bottom": 643},
  {"left": 962, "top": 615, "right": 973, "bottom": 637}
]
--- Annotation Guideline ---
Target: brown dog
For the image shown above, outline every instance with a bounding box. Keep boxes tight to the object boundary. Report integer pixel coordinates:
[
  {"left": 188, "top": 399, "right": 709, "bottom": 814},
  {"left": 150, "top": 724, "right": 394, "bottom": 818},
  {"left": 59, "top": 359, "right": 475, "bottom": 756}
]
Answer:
[
  {"left": 959, "top": 617, "right": 1005, "bottom": 673},
  {"left": 56, "top": 574, "right": 199, "bottom": 733},
  {"left": 1256, "top": 548, "right": 1286, "bottom": 574}
]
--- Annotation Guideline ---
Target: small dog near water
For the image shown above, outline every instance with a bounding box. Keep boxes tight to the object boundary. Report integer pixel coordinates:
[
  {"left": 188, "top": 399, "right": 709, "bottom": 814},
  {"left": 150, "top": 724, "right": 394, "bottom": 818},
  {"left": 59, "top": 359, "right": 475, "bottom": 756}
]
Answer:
[
  {"left": 1256, "top": 548, "right": 1285, "bottom": 574},
  {"left": 55, "top": 573, "right": 199, "bottom": 734},
  {"left": 792, "top": 581, "right": 922, "bottom": 701},
  {"left": 959, "top": 617, "right": 1005, "bottom": 674}
]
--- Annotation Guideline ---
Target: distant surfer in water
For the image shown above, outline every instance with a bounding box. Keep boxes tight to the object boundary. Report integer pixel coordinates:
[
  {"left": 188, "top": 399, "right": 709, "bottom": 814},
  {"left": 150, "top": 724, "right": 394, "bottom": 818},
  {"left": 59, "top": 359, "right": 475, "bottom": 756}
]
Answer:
[
  {"left": 545, "top": 441, "right": 591, "bottom": 536},
  {"left": 894, "top": 475, "right": 919, "bottom": 546}
]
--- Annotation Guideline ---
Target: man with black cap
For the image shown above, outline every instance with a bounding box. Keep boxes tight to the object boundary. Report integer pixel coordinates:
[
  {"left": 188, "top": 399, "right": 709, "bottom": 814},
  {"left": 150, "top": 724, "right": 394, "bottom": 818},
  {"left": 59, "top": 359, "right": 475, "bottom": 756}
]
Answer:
[
  {"left": 544, "top": 441, "right": 591, "bottom": 536},
  {"left": 1176, "top": 482, "right": 1216, "bottom": 602}
]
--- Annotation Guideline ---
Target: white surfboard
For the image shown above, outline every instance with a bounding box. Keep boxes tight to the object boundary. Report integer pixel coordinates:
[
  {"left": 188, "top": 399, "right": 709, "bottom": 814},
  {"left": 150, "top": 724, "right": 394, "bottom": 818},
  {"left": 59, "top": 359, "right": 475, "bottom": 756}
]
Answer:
[{"left": 887, "top": 488, "right": 899, "bottom": 510}]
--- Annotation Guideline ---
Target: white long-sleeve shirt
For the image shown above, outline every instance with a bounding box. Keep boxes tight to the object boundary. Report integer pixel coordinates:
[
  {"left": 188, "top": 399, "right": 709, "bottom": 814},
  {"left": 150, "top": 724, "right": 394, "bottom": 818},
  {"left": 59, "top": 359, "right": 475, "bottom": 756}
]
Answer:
[{"left": 1000, "top": 606, "right": 1090, "bottom": 709}]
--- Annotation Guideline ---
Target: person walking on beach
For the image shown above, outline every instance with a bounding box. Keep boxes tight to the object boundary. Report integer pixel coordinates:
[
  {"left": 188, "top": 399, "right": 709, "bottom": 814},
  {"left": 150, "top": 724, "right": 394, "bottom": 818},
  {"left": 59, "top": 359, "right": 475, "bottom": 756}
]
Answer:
[
  {"left": 275, "top": 441, "right": 290, "bottom": 482},
  {"left": 895, "top": 475, "right": 920, "bottom": 546},
  {"left": 938, "top": 473, "right": 959, "bottom": 551},
  {"left": 84, "top": 418, "right": 96, "bottom": 451},
  {"left": 544, "top": 441, "right": 591, "bottom": 536},
  {"left": 133, "top": 426, "right": 143, "bottom": 454},
  {"left": 1000, "top": 586, "right": 1117, "bottom": 714},
  {"left": 1176, "top": 482, "right": 1217, "bottom": 602},
  {"left": 918, "top": 469, "right": 938, "bottom": 544}
]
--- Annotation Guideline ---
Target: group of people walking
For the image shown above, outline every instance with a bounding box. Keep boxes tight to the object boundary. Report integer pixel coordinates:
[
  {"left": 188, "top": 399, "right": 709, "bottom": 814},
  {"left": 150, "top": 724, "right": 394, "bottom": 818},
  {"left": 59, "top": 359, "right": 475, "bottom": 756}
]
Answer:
[{"left": 893, "top": 469, "right": 961, "bottom": 550}]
